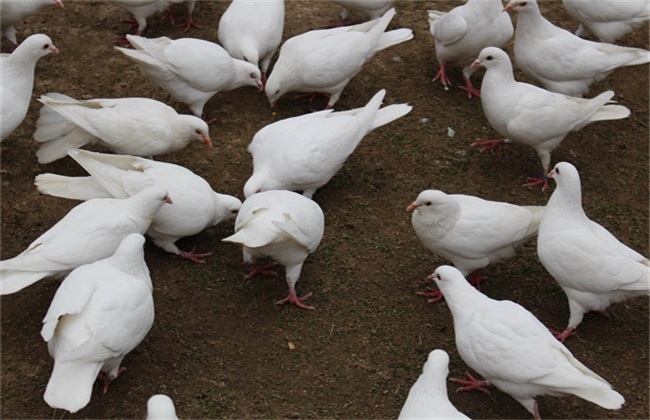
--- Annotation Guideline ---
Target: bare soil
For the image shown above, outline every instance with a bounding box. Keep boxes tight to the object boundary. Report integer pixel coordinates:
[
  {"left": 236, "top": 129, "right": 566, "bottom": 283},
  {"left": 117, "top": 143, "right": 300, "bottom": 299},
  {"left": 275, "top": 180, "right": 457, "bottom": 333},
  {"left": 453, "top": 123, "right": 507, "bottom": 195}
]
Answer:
[{"left": 1, "top": 1, "right": 648, "bottom": 419}]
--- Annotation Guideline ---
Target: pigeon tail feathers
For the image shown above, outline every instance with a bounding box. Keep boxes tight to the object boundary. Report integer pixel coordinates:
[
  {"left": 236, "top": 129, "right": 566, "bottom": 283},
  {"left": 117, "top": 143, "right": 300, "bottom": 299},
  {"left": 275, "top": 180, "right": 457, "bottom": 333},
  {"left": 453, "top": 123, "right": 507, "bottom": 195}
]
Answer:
[{"left": 44, "top": 360, "right": 102, "bottom": 413}]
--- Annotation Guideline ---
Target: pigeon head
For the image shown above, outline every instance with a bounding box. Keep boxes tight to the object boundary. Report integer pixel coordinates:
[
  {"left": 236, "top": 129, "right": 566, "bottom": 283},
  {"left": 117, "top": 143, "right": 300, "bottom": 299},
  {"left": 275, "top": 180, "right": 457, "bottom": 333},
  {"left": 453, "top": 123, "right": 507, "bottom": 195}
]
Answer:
[
  {"left": 147, "top": 394, "right": 178, "bottom": 420},
  {"left": 406, "top": 189, "right": 449, "bottom": 213},
  {"left": 504, "top": 0, "right": 538, "bottom": 13},
  {"left": 212, "top": 193, "right": 242, "bottom": 225},
  {"left": 548, "top": 161, "right": 583, "bottom": 202},
  {"left": 422, "top": 349, "right": 451, "bottom": 380},
  {"left": 471, "top": 47, "right": 511, "bottom": 70},
  {"left": 133, "top": 185, "right": 173, "bottom": 208},
  {"left": 114, "top": 233, "right": 146, "bottom": 257},
  {"left": 428, "top": 265, "right": 477, "bottom": 302},
  {"left": 235, "top": 59, "right": 264, "bottom": 91},
  {"left": 264, "top": 70, "right": 289, "bottom": 108},
  {"left": 15, "top": 34, "right": 59, "bottom": 60},
  {"left": 243, "top": 171, "right": 281, "bottom": 198},
  {"left": 179, "top": 116, "right": 212, "bottom": 148}
]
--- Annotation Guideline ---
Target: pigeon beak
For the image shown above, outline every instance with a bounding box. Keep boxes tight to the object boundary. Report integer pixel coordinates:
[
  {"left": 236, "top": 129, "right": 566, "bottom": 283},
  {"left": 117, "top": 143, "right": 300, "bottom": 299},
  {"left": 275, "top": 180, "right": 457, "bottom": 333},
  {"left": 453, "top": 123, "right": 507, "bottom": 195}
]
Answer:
[
  {"left": 470, "top": 59, "right": 481, "bottom": 68},
  {"left": 547, "top": 170, "right": 555, "bottom": 179},
  {"left": 202, "top": 134, "right": 213, "bottom": 148},
  {"left": 50, "top": 45, "right": 60, "bottom": 54},
  {"left": 165, "top": 196, "right": 173, "bottom": 204},
  {"left": 406, "top": 203, "right": 419, "bottom": 212},
  {"left": 503, "top": 4, "right": 514, "bottom": 12},
  {"left": 257, "top": 82, "right": 264, "bottom": 92},
  {"left": 55, "top": 0, "right": 64, "bottom": 7},
  {"left": 426, "top": 273, "right": 435, "bottom": 281},
  {"left": 269, "top": 100, "right": 276, "bottom": 109}
]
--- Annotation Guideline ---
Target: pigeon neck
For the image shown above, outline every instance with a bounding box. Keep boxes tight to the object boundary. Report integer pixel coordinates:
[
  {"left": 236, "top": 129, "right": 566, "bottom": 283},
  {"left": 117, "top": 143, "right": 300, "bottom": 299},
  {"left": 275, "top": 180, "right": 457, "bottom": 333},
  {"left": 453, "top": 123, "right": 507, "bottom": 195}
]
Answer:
[
  {"left": 515, "top": 6, "right": 551, "bottom": 35},
  {"left": 547, "top": 180, "right": 587, "bottom": 221},
  {"left": 439, "top": 280, "right": 483, "bottom": 322},
  {"left": 111, "top": 250, "right": 152, "bottom": 289}
]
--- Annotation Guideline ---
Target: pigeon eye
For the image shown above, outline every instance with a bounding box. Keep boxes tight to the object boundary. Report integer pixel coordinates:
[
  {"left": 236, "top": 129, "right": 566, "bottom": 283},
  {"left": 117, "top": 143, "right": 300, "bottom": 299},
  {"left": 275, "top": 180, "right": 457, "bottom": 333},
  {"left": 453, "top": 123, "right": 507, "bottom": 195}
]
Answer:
[
  {"left": 486, "top": 55, "right": 493, "bottom": 61},
  {"left": 250, "top": 72, "right": 256, "bottom": 79},
  {"left": 520, "top": 1, "right": 527, "bottom": 5},
  {"left": 42, "top": 44, "right": 50, "bottom": 49},
  {"left": 230, "top": 209, "right": 239, "bottom": 214},
  {"left": 425, "top": 201, "right": 432, "bottom": 206},
  {"left": 195, "top": 129, "right": 201, "bottom": 134},
  {"left": 555, "top": 167, "right": 560, "bottom": 175}
]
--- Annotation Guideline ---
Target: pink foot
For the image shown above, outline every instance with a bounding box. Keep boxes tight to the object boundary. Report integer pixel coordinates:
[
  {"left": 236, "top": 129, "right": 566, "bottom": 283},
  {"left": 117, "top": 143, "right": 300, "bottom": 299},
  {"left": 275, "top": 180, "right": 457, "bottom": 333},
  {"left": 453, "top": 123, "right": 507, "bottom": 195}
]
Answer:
[
  {"left": 172, "top": 247, "right": 212, "bottom": 264},
  {"left": 201, "top": 113, "right": 217, "bottom": 125},
  {"left": 471, "top": 138, "right": 505, "bottom": 154},
  {"left": 459, "top": 79, "right": 481, "bottom": 99},
  {"left": 98, "top": 367, "right": 126, "bottom": 394},
  {"left": 432, "top": 66, "right": 452, "bottom": 90},
  {"left": 468, "top": 273, "right": 488, "bottom": 291},
  {"left": 450, "top": 372, "right": 491, "bottom": 395},
  {"left": 244, "top": 262, "right": 278, "bottom": 280},
  {"left": 523, "top": 175, "right": 549, "bottom": 191},
  {"left": 181, "top": 15, "right": 200, "bottom": 31},
  {"left": 295, "top": 92, "right": 330, "bottom": 103},
  {"left": 549, "top": 327, "right": 576, "bottom": 343},
  {"left": 120, "top": 17, "right": 139, "bottom": 30},
  {"left": 416, "top": 288, "right": 444, "bottom": 303},
  {"left": 261, "top": 72, "right": 267, "bottom": 87},
  {"left": 277, "top": 290, "right": 315, "bottom": 310}
]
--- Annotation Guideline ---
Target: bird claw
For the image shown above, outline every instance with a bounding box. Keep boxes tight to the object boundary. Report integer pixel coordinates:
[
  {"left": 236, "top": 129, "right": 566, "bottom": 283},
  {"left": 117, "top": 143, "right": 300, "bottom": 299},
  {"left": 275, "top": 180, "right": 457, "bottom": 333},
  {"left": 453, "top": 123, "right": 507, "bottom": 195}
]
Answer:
[
  {"left": 471, "top": 139, "right": 504, "bottom": 154},
  {"left": 277, "top": 292, "right": 315, "bottom": 310},
  {"left": 450, "top": 372, "right": 491, "bottom": 395},
  {"left": 98, "top": 367, "right": 126, "bottom": 395},
  {"left": 549, "top": 327, "right": 576, "bottom": 343},
  {"left": 416, "top": 288, "right": 444, "bottom": 303},
  {"left": 523, "top": 175, "right": 548, "bottom": 191},
  {"left": 244, "top": 263, "right": 278, "bottom": 280},
  {"left": 172, "top": 247, "right": 213, "bottom": 264}
]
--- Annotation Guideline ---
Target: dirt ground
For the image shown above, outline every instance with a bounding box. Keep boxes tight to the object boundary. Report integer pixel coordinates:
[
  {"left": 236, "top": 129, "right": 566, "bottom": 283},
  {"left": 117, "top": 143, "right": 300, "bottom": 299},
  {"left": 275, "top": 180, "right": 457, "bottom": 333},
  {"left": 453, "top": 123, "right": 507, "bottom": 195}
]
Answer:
[{"left": 1, "top": 0, "right": 648, "bottom": 419}]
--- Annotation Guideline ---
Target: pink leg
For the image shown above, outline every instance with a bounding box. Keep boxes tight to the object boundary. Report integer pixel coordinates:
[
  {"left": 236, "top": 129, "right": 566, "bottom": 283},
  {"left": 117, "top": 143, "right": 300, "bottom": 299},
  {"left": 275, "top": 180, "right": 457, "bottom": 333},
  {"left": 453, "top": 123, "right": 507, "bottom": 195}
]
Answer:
[
  {"left": 277, "top": 289, "right": 315, "bottom": 310},
  {"left": 244, "top": 262, "right": 278, "bottom": 280},
  {"left": 523, "top": 170, "right": 549, "bottom": 191},
  {"left": 459, "top": 78, "right": 481, "bottom": 99},
  {"left": 549, "top": 327, "right": 576, "bottom": 343},
  {"left": 181, "top": 15, "right": 200, "bottom": 31},
  {"left": 261, "top": 72, "right": 267, "bottom": 87},
  {"left": 468, "top": 272, "right": 488, "bottom": 291},
  {"left": 201, "top": 113, "right": 217, "bottom": 125},
  {"left": 161, "top": 7, "right": 177, "bottom": 25},
  {"left": 471, "top": 138, "right": 505, "bottom": 154},
  {"left": 294, "top": 92, "right": 330, "bottom": 103},
  {"left": 416, "top": 288, "right": 444, "bottom": 303},
  {"left": 120, "top": 18, "right": 139, "bottom": 30},
  {"left": 432, "top": 65, "right": 452, "bottom": 90},
  {"left": 171, "top": 247, "right": 212, "bottom": 264},
  {"left": 98, "top": 367, "right": 126, "bottom": 395},
  {"left": 450, "top": 372, "right": 491, "bottom": 395}
]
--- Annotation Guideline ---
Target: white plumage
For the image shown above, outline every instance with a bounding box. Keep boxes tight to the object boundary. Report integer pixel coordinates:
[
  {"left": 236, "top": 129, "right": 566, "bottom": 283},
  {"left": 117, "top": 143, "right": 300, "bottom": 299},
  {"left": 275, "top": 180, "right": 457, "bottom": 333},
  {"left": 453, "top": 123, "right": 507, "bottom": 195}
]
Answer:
[
  {"left": 33, "top": 93, "right": 212, "bottom": 164},
  {"left": 1, "top": 34, "right": 58, "bottom": 142},
  {"left": 222, "top": 190, "right": 324, "bottom": 310},
  {"left": 427, "top": 0, "right": 513, "bottom": 98},
  {"left": 217, "top": 0, "right": 285, "bottom": 81},
  {"left": 115, "top": 35, "right": 263, "bottom": 118},
  {"left": 35, "top": 149, "right": 241, "bottom": 263},
  {"left": 471, "top": 47, "right": 630, "bottom": 189},
  {"left": 147, "top": 394, "right": 178, "bottom": 419},
  {"left": 0, "top": 185, "right": 170, "bottom": 295},
  {"left": 0, "top": 0, "right": 63, "bottom": 45},
  {"left": 537, "top": 162, "right": 650, "bottom": 342},
  {"left": 431, "top": 265, "right": 625, "bottom": 419},
  {"left": 333, "top": 0, "right": 394, "bottom": 21},
  {"left": 505, "top": 0, "right": 650, "bottom": 97},
  {"left": 244, "top": 89, "right": 411, "bottom": 198},
  {"left": 563, "top": 0, "right": 649, "bottom": 43},
  {"left": 106, "top": 0, "right": 183, "bottom": 35},
  {"left": 264, "top": 8, "right": 412, "bottom": 108},
  {"left": 398, "top": 349, "right": 470, "bottom": 419},
  {"left": 42, "top": 234, "right": 154, "bottom": 413}
]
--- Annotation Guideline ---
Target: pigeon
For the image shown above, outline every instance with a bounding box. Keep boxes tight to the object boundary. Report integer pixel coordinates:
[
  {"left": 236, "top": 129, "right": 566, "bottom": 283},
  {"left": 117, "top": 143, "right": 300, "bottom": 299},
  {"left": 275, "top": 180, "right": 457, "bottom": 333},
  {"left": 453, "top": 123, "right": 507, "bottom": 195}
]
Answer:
[
  {"left": 562, "top": 0, "right": 650, "bottom": 44},
  {"left": 505, "top": 0, "right": 650, "bottom": 97},
  {"left": 106, "top": 0, "right": 182, "bottom": 36},
  {"left": 537, "top": 162, "right": 650, "bottom": 342},
  {"left": 222, "top": 190, "right": 325, "bottom": 310},
  {"left": 244, "top": 89, "right": 411, "bottom": 198},
  {"left": 430, "top": 265, "right": 625, "bottom": 420},
  {"left": 398, "top": 349, "right": 470, "bottom": 419},
  {"left": 333, "top": 0, "right": 395, "bottom": 21},
  {"left": 264, "top": 8, "right": 413, "bottom": 109},
  {"left": 33, "top": 93, "right": 212, "bottom": 164},
  {"left": 217, "top": 0, "right": 284, "bottom": 84},
  {"left": 1, "top": 34, "right": 59, "bottom": 142},
  {"left": 41, "top": 234, "right": 154, "bottom": 413},
  {"left": 0, "top": 0, "right": 64, "bottom": 45},
  {"left": 470, "top": 47, "right": 630, "bottom": 190},
  {"left": 0, "top": 185, "right": 171, "bottom": 295},
  {"left": 115, "top": 35, "right": 263, "bottom": 119},
  {"left": 163, "top": 0, "right": 197, "bottom": 31},
  {"left": 35, "top": 149, "right": 241, "bottom": 263},
  {"left": 407, "top": 189, "right": 544, "bottom": 301},
  {"left": 147, "top": 394, "right": 178, "bottom": 420},
  {"left": 427, "top": 0, "right": 513, "bottom": 98}
]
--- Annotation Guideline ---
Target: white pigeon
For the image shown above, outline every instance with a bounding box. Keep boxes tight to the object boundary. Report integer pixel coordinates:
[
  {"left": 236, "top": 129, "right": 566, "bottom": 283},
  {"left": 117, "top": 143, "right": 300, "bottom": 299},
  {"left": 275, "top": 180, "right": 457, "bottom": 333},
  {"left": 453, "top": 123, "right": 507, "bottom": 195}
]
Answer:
[
  {"left": 41, "top": 233, "right": 154, "bottom": 414},
  {"left": 1, "top": 34, "right": 59, "bottom": 142},
  {"left": 333, "top": 0, "right": 394, "bottom": 21},
  {"left": 537, "top": 162, "right": 650, "bottom": 342},
  {"left": 505, "top": 0, "right": 650, "bottom": 97},
  {"left": 430, "top": 265, "right": 625, "bottom": 420},
  {"left": 33, "top": 93, "right": 212, "bottom": 164},
  {"left": 222, "top": 190, "right": 325, "bottom": 310},
  {"left": 244, "top": 89, "right": 411, "bottom": 198},
  {"left": 427, "top": 0, "right": 513, "bottom": 98},
  {"left": 147, "top": 394, "right": 178, "bottom": 420},
  {"left": 115, "top": 35, "right": 263, "bottom": 119},
  {"left": 165, "top": 0, "right": 197, "bottom": 30},
  {"left": 470, "top": 47, "right": 630, "bottom": 190},
  {"left": 35, "top": 149, "right": 241, "bottom": 263},
  {"left": 562, "top": 0, "right": 650, "bottom": 43},
  {"left": 107, "top": 0, "right": 182, "bottom": 36},
  {"left": 398, "top": 349, "right": 470, "bottom": 420},
  {"left": 217, "top": 0, "right": 284, "bottom": 84},
  {"left": 264, "top": 8, "right": 413, "bottom": 109},
  {"left": 407, "top": 189, "right": 544, "bottom": 301},
  {"left": 0, "top": 185, "right": 171, "bottom": 295},
  {"left": 0, "top": 0, "right": 63, "bottom": 45}
]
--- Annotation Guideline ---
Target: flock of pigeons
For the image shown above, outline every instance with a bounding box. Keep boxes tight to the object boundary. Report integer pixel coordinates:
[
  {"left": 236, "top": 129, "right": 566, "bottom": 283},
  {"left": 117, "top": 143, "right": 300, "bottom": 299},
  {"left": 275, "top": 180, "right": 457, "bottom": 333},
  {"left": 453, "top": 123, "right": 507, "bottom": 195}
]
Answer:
[{"left": 0, "top": 0, "right": 648, "bottom": 418}]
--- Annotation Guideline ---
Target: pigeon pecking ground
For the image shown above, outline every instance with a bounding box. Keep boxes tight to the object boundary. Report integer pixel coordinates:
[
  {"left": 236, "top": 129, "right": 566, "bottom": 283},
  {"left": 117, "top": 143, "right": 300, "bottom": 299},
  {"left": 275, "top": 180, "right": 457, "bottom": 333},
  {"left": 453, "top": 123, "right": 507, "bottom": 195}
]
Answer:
[{"left": 1, "top": 1, "right": 647, "bottom": 418}]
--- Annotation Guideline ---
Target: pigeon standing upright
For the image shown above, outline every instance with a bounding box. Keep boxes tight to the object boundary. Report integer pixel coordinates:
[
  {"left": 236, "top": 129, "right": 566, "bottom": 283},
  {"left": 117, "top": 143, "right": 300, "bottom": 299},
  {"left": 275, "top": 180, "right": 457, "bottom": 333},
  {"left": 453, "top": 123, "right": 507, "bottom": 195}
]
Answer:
[
  {"left": 244, "top": 89, "right": 411, "bottom": 198},
  {"left": 505, "top": 0, "right": 650, "bottom": 97},
  {"left": 470, "top": 47, "right": 630, "bottom": 190},
  {"left": 42, "top": 234, "right": 154, "bottom": 413},
  {"left": 430, "top": 265, "right": 625, "bottom": 419},
  {"left": 398, "top": 349, "right": 470, "bottom": 419},
  {"left": 0, "top": 0, "right": 64, "bottom": 46},
  {"left": 537, "top": 162, "right": 650, "bottom": 342},
  {"left": 264, "top": 8, "right": 413, "bottom": 109},
  {"left": 1, "top": 34, "right": 59, "bottom": 142},
  {"left": 222, "top": 190, "right": 325, "bottom": 310},
  {"left": 562, "top": 0, "right": 650, "bottom": 43},
  {"left": 35, "top": 149, "right": 241, "bottom": 263},
  {"left": 217, "top": 0, "right": 285, "bottom": 85},
  {"left": 427, "top": 0, "right": 513, "bottom": 98},
  {"left": 0, "top": 186, "right": 171, "bottom": 295}
]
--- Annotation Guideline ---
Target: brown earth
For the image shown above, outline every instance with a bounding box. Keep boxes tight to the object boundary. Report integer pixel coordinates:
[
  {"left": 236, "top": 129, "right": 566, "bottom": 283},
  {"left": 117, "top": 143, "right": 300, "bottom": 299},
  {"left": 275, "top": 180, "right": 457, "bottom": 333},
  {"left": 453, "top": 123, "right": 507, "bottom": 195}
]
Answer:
[{"left": 1, "top": 1, "right": 648, "bottom": 419}]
